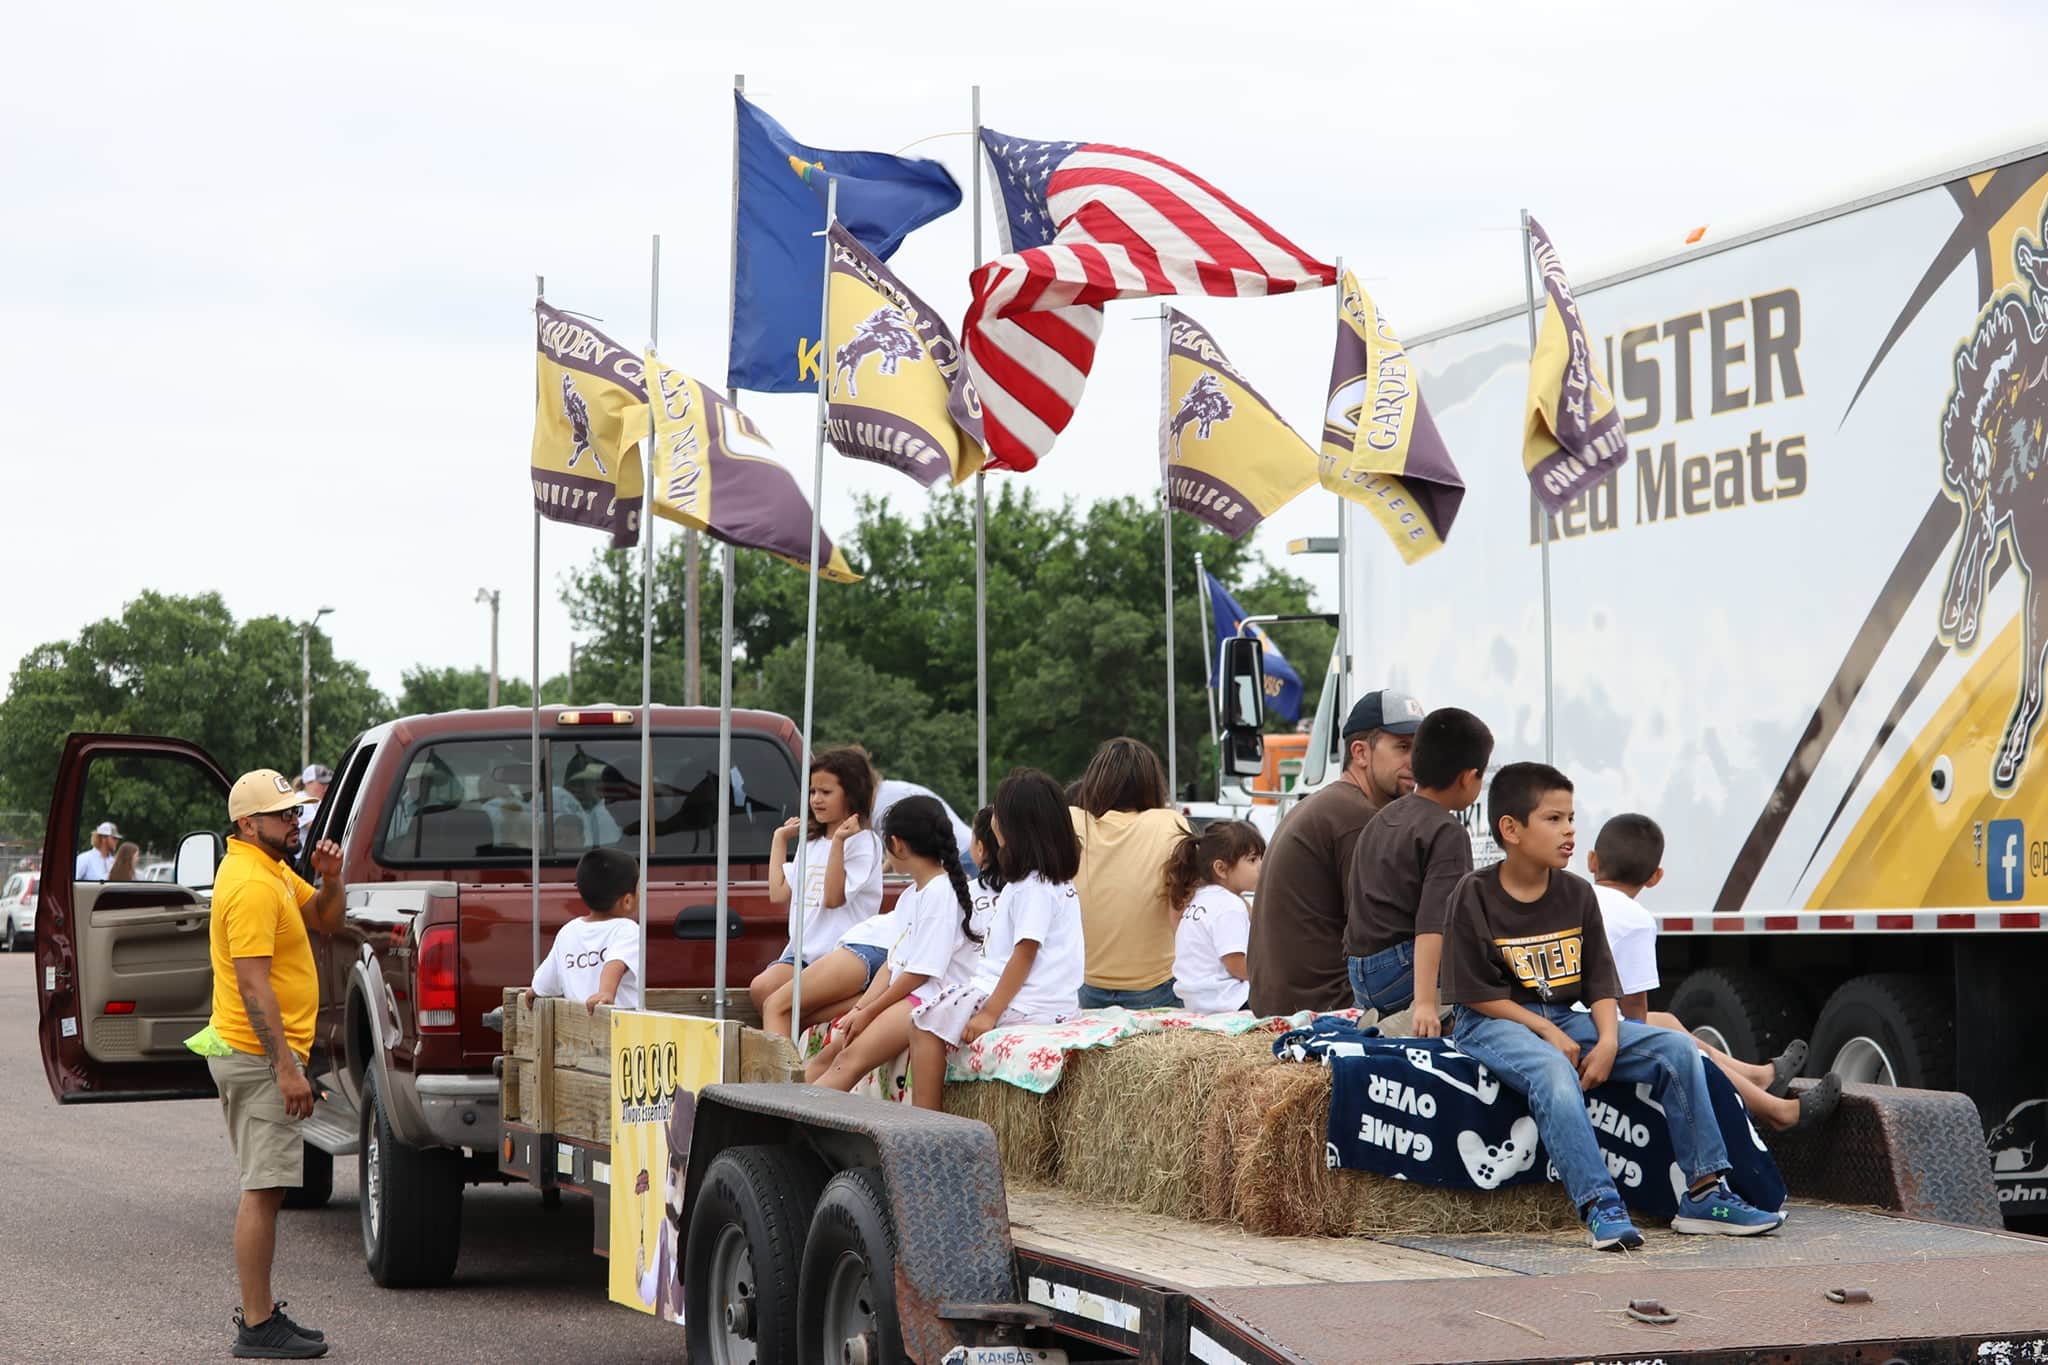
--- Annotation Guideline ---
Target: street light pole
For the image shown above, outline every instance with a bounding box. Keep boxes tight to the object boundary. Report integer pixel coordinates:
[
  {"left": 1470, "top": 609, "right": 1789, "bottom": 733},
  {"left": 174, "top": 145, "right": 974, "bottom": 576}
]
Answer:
[
  {"left": 476, "top": 588, "right": 502, "bottom": 708},
  {"left": 300, "top": 606, "right": 335, "bottom": 773}
]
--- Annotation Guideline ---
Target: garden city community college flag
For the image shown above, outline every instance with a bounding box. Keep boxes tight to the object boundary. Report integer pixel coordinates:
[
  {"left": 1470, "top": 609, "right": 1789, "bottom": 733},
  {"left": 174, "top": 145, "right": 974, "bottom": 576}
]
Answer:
[
  {"left": 1320, "top": 272, "right": 1464, "bottom": 565},
  {"left": 966, "top": 128, "right": 1335, "bottom": 471},
  {"left": 1523, "top": 215, "right": 1628, "bottom": 511},
  {"left": 532, "top": 302, "right": 647, "bottom": 549},
  {"left": 1159, "top": 309, "right": 1315, "bottom": 537},
  {"left": 824, "top": 223, "right": 985, "bottom": 487},
  {"left": 644, "top": 348, "right": 859, "bottom": 583}
]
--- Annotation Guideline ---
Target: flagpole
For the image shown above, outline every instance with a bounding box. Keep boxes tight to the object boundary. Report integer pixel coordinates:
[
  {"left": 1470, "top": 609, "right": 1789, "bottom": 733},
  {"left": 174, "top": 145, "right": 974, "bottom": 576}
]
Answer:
[
  {"left": 1195, "top": 551, "right": 1220, "bottom": 800},
  {"left": 1519, "top": 208, "right": 1555, "bottom": 765},
  {"left": 1159, "top": 309, "right": 1179, "bottom": 799},
  {"left": 971, "top": 83, "right": 989, "bottom": 810},
  {"left": 638, "top": 233, "right": 660, "bottom": 999},
  {"left": 714, "top": 70, "right": 747, "bottom": 1021},
  {"left": 531, "top": 274, "right": 545, "bottom": 976},
  {"left": 792, "top": 176, "right": 839, "bottom": 1034},
  {"left": 1333, "top": 256, "right": 1350, "bottom": 727}
]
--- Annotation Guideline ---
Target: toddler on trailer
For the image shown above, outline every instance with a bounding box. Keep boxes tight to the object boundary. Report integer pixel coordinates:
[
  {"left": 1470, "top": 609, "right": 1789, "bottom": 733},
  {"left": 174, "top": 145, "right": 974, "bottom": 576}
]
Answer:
[
  {"left": 524, "top": 847, "right": 644, "bottom": 1013},
  {"left": 1441, "top": 763, "right": 1785, "bottom": 1251},
  {"left": 1165, "top": 820, "right": 1265, "bottom": 1014},
  {"left": 907, "top": 769, "right": 1084, "bottom": 1111},
  {"left": 807, "top": 797, "right": 990, "bottom": 1089},
  {"left": 1586, "top": 812, "right": 1841, "bottom": 1132},
  {"left": 751, "top": 746, "right": 885, "bottom": 1033}
]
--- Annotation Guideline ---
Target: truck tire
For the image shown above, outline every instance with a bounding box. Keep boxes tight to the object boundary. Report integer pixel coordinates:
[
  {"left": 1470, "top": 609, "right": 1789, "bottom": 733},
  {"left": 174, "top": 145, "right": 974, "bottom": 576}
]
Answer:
[
  {"left": 798, "top": 1167, "right": 903, "bottom": 1365},
  {"left": 1666, "top": 967, "right": 1811, "bottom": 1062},
  {"left": 685, "top": 1144, "right": 829, "bottom": 1365},
  {"left": 282, "top": 1144, "right": 334, "bottom": 1210},
  {"left": 358, "top": 1069, "right": 464, "bottom": 1287},
  {"left": 1808, "top": 974, "right": 1955, "bottom": 1091}
]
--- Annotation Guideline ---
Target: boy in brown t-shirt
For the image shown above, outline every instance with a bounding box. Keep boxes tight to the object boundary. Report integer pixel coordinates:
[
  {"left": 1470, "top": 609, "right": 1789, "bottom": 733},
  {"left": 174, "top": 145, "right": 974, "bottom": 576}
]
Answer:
[{"left": 1441, "top": 762, "right": 1784, "bottom": 1250}]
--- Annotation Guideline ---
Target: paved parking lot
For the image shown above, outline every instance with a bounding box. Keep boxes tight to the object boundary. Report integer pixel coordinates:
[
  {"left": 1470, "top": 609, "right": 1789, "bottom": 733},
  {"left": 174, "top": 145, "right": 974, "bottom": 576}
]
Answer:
[{"left": 0, "top": 955, "right": 684, "bottom": 1362}]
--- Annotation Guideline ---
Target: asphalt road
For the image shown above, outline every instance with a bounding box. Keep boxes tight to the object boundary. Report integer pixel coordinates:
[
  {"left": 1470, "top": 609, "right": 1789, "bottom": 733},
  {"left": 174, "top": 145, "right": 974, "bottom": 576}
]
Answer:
[{"left": 0, "top": 955, "right": 684, "bottom": 1363}]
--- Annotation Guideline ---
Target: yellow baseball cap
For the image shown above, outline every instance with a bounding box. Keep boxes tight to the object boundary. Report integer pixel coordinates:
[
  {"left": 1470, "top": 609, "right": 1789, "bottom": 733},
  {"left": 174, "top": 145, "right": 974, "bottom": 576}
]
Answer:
[{"left": 229, "top": 769, "right": 304, "bottom": 822}]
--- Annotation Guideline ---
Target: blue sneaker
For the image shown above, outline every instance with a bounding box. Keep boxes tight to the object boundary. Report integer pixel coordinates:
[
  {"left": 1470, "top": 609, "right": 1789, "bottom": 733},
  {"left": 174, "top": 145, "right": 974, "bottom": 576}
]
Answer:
[
  {"left": 1672, "top": 1178, "right": 1784, "bottom": 1236},
  {"left": 1583, "top": 1196, "right": 1644, "bottom": 1250}
]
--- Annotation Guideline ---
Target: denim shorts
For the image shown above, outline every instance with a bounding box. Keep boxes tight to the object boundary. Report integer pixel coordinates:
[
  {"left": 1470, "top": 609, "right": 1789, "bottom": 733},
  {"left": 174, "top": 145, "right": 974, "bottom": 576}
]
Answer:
[
  {"left": 842, "top": 941, "right": 890, "bottom": 988},
  {"left": 1077, "top": 980, "right": 1182, "bottom": 1011},
  {"left": 1347, "top": 940, "right": 1415, "bottom": 1014}
]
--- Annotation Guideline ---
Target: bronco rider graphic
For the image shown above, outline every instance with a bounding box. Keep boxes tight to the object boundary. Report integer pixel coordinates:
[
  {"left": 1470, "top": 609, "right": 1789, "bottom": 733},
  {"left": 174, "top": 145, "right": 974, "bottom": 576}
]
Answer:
[
  {"left": 1169, "top": 373, "right": 1235, "bottom": 461},
  {"left": 1938, "top": 205, "right": 2048, "bottom": 793},
  {"left": 561, "top": 374, "right": 606, "bottom": 477},
  {"left": 833, "top": 307, "right": 924, "bottom": 398}
]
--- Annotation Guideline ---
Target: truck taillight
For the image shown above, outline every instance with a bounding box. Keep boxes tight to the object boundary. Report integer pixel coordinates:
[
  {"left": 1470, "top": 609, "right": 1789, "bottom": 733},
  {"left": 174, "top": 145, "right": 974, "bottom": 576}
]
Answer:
[
  {"left": 559, "top": 709, "right": 635, "bottom": 725},
  {"left": 416, "top": 923, "right": 458, "bottom": 1031}
]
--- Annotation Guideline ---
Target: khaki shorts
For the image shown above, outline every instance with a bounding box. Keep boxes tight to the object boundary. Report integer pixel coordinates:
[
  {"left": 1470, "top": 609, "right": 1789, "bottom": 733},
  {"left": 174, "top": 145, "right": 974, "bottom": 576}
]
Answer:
[{"left": 208, "top": 1051, "right": 304, "bottom": 1191}]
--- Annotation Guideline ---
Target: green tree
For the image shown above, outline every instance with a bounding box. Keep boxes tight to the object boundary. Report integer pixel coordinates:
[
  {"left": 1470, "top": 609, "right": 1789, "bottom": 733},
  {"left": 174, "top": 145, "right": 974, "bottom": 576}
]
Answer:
[
  {"left": 0, "top": 592, "right": 392, "bottom": 853},
  {"left": 393, "top": 665, "right": 569, "bottom": 716},
  {"left": 560, "top": 487, "right": 1331, "bottom": 805}
]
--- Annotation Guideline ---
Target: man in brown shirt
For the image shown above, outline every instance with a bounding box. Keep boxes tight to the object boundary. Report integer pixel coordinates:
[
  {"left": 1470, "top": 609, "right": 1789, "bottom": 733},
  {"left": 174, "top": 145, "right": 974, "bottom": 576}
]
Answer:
[
  {"left": 1344, "top": 707, "right": 1492, "bottom": 1033},
  {"left": 1246, "top": 689, "right": 1424, "bottom": 1016}
]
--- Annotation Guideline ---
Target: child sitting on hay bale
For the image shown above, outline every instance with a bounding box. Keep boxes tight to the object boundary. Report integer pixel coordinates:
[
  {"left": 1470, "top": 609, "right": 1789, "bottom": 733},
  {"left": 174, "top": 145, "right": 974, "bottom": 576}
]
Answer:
[{"left": 1165, "top": 820, "right": 1265, "bottom": 1014}]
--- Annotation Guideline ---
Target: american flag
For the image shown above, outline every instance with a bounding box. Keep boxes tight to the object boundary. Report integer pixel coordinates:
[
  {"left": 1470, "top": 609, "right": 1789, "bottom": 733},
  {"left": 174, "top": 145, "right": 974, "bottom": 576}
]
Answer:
[{"left": 967, "top": 128, "right": 1335, "bottom": 472}]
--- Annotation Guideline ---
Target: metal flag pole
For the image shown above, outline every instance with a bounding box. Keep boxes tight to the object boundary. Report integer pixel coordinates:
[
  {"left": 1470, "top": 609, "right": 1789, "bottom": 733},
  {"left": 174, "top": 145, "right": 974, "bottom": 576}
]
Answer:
[
  {"left": 1159, "top": 309, "right": 1178, "bottom": 798},
  {"left": 1194, "top": 550, "right": 1220, "bottom": 798},
  {"left": 713, "top": 70, "right": 747, "bottom": 1021},
  {"left": 1333, "top": 256, "right": 1351, "bottom": 724},
  {"left": 791, "top": 176, "right": 839, "bottom": 1033},
  {"left": 971, "top": 84, "right": 990, "bottom": 809},
  {"left": 531, "top": 274, "right": 545, "bottom": 974},
  {"left": 638, "top": 233, "right": 660, "bottom": 997},
  {"left": 1519, "top": 208, "right": 1555, "bottom": 765}
]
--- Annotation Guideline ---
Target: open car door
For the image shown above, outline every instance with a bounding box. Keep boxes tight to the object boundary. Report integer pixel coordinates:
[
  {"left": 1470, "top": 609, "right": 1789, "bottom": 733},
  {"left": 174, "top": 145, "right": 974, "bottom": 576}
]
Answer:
[{"left": 38, "top": 733, "right": 229, "bottom": 1102}]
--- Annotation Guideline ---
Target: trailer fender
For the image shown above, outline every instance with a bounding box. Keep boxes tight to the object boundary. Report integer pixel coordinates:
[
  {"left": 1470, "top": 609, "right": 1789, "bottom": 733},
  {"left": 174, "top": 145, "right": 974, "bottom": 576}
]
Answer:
[{"left": 683, "top": 1083, "right": 1020, "bottom": 1364}]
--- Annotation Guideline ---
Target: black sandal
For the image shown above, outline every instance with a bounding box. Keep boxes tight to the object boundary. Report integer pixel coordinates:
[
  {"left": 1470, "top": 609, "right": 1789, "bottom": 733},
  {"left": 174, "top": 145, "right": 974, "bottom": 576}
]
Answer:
[
  {"left": 1783, "top": 1072, "right": 1842, "bottom": 1132},
  {"left": 1767, "top": 1039, "right": 1809, "bottom": 1097}
]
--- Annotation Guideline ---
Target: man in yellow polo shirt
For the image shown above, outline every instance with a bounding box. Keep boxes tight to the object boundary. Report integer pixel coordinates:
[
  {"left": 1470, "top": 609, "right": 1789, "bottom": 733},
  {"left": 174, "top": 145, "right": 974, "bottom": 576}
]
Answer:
[{"left": 208, "top": 769, "right": 344, "bottom": 1360}]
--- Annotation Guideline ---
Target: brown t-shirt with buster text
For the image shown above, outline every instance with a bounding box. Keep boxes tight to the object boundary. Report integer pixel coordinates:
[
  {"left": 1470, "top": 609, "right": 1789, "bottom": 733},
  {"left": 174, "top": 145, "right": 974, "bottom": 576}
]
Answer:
[
  {"left": 1440, "top": 864, "right": 1621, "bottom": 1009},
  {"left": 1343, "top": 792, "right": 1472, "bottom": 959},
  {"left": 1246, "top": 779, "right": 1387, "bottom": 1016}
]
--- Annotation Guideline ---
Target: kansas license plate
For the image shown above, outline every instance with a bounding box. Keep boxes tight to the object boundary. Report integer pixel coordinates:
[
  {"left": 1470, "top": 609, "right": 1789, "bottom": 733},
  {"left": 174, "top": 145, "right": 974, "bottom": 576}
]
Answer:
[{"left": 940, "top": 1349, "right": 1067, "bottom": 1365}]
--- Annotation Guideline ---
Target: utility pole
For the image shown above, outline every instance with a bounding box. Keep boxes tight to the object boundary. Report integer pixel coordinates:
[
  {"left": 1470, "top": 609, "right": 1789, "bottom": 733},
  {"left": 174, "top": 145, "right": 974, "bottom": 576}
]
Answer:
[
  {"left": 300, "top": 606, "right": 335, "bottom": 773},
  {"left": 476, "top": 588, "right": 502, "bottom": 707}
]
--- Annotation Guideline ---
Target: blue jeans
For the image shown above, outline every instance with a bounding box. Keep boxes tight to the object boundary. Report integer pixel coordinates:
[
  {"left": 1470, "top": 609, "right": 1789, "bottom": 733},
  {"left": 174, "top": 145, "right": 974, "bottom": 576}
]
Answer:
[
  {"left": 1348, "top": 941, "right": 1414, "bottom": 1013},
  {"left": 1451, "top": 1002, "right": 1730, "bottom": 1212},
  {"left": 1078, "top": 981, "right": 1182, "bottom": 1010}
]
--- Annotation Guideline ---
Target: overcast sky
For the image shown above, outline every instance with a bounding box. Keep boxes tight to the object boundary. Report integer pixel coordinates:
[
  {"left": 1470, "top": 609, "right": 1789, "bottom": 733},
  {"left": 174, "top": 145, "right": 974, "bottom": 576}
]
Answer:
[{"left": 7, "top": 0, "right": 2045, "bottom": 706}]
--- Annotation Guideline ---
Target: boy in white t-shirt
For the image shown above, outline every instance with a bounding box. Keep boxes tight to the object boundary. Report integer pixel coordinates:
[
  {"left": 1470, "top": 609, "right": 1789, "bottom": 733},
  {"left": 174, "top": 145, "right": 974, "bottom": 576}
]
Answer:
[
  {"left": 526, "top": 846, "right": 644, "bottom": 1012},
  {"left": 1589, "top": 814, "right": 1838, "bottom": 1132}
]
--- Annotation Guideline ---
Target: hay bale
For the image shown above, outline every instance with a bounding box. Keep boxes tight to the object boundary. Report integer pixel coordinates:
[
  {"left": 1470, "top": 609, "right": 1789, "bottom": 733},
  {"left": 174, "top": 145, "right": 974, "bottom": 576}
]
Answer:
[
  {"left": 1196, "top": 1049, "right": 1276, "bottom": 1222},
  {"left": 1231, "top": 1063, "right": 1579, "bottom": 1238},
  {"left": 945, "top": 1079, "right": 1061, "bottom": 1183},
  {"left": 1053, "top": 1030, "right": 1279, "bottom": 1220}
]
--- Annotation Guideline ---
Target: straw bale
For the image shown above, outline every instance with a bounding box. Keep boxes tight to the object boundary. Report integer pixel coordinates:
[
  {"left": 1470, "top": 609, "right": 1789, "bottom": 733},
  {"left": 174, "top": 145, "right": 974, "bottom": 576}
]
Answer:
[{"left": 945, "top": 1079, "right": 1062, "bottom": 1183}]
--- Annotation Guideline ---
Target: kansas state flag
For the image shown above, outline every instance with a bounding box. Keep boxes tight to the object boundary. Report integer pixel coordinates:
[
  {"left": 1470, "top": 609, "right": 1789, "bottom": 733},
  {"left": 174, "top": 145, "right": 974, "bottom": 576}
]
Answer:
[
  {"left": 729, "top": 94, "right": 962, "bottom": 394},
  {"left": 1206, "top": 572, "right": 1303, "bottom": 723}
]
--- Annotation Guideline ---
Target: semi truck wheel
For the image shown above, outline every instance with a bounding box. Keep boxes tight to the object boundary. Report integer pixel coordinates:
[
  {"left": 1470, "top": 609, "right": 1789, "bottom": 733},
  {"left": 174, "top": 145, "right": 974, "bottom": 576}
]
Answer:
[
  {"left": 358, "top": 1069, "right": 464, "bottom": 1286},
  {"left": 798, "top": 1167, "right": 903, "bottom": 1365},
  {"left": 685, "top": 1145, "right": 829, "bottom": 1365},
  {"left": 1666, "top": 967, "right": 1811, "bottom": 1062},
  {"left": 1808, "top": 974, "right": 1955, "bottom": 1091},
  {"left": 282, "top": 1144, "right": 333, "bottom": 1210}
]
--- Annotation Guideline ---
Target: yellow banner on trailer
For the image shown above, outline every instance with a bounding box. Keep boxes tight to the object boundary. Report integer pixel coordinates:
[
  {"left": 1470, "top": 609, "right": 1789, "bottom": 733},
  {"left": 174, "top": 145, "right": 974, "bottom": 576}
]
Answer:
[{"left": 608, "top": 1012, "right": 734, "bottom": 1322}]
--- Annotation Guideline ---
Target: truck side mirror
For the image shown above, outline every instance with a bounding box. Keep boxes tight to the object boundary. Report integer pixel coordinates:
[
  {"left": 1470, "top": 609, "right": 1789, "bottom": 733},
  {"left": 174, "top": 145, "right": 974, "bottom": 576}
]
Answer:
[
  {"left": 175, "top": 830, "right": 224, "bottom": 889},
  {"left": 1219, "top": 636, "right": 1266, "bottom": 778}
]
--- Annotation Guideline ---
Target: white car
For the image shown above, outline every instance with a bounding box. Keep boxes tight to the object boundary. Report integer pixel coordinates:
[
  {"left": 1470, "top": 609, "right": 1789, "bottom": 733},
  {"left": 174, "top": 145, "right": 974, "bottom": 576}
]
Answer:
[{"left": 0, "top": 871, "right": 37, "bottom": 951}]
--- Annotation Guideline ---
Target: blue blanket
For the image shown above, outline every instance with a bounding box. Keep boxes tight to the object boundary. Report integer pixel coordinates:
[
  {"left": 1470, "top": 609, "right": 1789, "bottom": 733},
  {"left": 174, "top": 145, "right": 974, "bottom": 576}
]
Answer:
[{"left": 1275, "top": 1018, "right": 1785, "bottom": 1218}]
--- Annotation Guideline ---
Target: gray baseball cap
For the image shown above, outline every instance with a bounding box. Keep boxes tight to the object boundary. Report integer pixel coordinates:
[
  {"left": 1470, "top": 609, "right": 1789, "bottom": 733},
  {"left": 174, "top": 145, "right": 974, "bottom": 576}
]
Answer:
[{"left": 1342, "top": 689, "right": 1426, "bottom": 737}]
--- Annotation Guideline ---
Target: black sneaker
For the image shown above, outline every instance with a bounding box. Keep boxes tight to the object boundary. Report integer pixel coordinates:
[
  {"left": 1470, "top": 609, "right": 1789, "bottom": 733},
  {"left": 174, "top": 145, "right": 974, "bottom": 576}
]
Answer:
[
  {"left": 231, "top": 1308, "right": 328, "bottom": 1359},
  {"left": 271, "top": 1302, "right": 324, "bottom": 1343}
]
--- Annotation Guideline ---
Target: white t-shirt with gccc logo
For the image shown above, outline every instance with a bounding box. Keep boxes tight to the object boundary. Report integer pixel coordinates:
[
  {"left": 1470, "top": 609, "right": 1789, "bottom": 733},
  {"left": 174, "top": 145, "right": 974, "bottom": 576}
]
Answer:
[{"left": 532, "top": 916, "right": 643, "bottom": 1010}]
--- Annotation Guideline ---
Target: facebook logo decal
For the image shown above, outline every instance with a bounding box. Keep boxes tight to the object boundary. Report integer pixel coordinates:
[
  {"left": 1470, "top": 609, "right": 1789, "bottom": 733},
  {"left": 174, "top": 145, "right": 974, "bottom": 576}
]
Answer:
[{"left": 1989, "top": 819, "right": 2026, "bottom": 902}]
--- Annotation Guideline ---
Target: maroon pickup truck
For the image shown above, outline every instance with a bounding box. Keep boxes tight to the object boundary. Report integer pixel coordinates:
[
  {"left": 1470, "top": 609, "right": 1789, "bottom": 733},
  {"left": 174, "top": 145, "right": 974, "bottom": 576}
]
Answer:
[{"left": 33, "top": 704, "right": 806, "bottom": 1286}]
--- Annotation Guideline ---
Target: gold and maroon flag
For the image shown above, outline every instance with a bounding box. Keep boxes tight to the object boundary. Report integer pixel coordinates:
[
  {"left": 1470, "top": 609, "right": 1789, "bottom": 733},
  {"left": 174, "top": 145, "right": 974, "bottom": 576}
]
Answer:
[
  {"left": 644, "top": 349, "right": 859, "bottom": 583},
  {"left": 824, "top": 224, "right": 985, "bottom": 487},
  {"left": 1158, "top": 310, "right": 1316, "bottom": 537},
  {"left": 1522, "top": 216, "right": 1627, "bottom": 510},
  {"left": 1319, "top": 272, "right": 1465, "bottom": 563},
  {"left": 531, "top": 302, "right": 647, "bottom": 549}
]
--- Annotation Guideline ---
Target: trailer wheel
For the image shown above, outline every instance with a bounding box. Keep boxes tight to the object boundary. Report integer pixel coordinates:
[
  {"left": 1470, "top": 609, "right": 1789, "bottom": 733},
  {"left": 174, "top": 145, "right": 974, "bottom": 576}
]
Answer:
[
  {"left": 282, "top": 1144, "right": 333, "bottom": 1210},
  {"left": 1808, "top": 974, "right": 1955, "bottom": 1090},
  {"left": 798, "top": 1167, "right": 903, "bottom": 1365},
  {"left": 358, "top": 1069, "right": 464, "bottom": 1287},
  {"left": 686, "top": 1144, "right": 829, "bottom": 1365},
  {"left": 1666, "top": 967, "right": 1811, "bottom": 1062}
]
